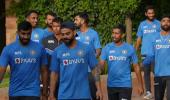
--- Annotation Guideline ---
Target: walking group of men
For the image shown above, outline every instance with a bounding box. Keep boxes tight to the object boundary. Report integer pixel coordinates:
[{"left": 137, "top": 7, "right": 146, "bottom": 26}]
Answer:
[{"left": 0, "top": 5, "right": 170, "bottom": 100}]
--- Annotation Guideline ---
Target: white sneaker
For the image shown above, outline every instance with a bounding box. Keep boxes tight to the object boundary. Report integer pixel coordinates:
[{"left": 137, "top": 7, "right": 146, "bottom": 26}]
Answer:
[{"left": 143, "top": 91, "right": 153, "bottom": 99}]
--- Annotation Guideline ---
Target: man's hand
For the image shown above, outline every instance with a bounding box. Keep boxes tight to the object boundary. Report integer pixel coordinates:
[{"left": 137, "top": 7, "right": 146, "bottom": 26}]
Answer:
[
  {"left": 137, "top": 84, "right": 144, "bottom": 96},
  {"left": 42, "top": 95, "right": 48, "bottom": 100},
  {"left": 96, "top": 89, "right": 103, "bottom": 100},
  {"left": 48, "top": 94, "right": 56, "bottom": 100}
]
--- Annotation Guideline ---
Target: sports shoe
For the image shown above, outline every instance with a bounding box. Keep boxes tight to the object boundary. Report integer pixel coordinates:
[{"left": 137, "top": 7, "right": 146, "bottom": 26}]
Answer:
[{"left": 144, "top": 91, "right": 153, "bottom": 99}]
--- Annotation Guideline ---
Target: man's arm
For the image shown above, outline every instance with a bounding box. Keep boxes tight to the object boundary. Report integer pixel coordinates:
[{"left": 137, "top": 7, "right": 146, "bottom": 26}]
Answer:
[
  {"left": 95, "top": 48, "right": 101, "bottom": 58},
  {"left": 91, "top": 63, "right": 104, "bottom": 100},
  {"left": 49, "top": 71, "right": 59, "bottom": 100},
  {"left": 0, "top": 67, "right": 7, "bottom": 83},
  {"left": 135, "top": 37, "right": 142, "bottom": 51},
  {"left": 40, "top": 65, "right": 48, "bottom": 99},
  {"left": 133, "top": 63, "right": 144, "bottom": 95}
]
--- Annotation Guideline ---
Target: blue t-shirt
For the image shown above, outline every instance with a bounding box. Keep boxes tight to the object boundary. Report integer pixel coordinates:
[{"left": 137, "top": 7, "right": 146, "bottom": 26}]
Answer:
[
  {"left": 50, "top": 41, "right": 98, "bottom": 99},
  {"left": 0, "top": 40, "right": 47, "bottom": 96},
  {"left": 100, "top": 42, "right": 138, "bottom": 87},
  {"left": 76, "top": 28, "right": 101, "bottom": 50},
  {"left": 76, "top": 28, "right": 101, "bottom": 72},
  {"left": 151, "top": 32, "right": 170, "bottom": 76},
  {"left": 43, "top": 28, "right": 53, "bottom": 38},
  {"left": 137, "top": 19, "right": 160, "bottom": 55}
]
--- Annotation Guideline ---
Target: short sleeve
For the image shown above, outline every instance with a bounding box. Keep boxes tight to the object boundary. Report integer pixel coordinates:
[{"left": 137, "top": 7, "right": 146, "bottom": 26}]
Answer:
[
  {"left": 93, "top": 32, "right": 101, "bottom": 49},
  {"left": 100, "top": 46, "right": 107, "bottom": 61},
  {"left": 87, "top": 46, "right": 98, "bottom": 70},
  {"left": 0, "top": 47, "right": 9, "bottom": 67},
  {"left": 130, "top": 47, "right": 138, "bottom": 64},
  {"left": 50, "top": 50, "right": 60, "bottom": 72},
  {"left": 137, "top": 23, "right": 143, "bottom": 38}
]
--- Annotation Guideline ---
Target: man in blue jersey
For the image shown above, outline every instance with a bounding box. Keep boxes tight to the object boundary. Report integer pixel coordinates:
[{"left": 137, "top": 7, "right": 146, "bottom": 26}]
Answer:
[
  {"left": 44, "top": 11, "right": 57, "bottom": 38},
  {"left": 135, "top": 5, "right": 160, "bottom": 99},
  {"left": 150, "top": 15, "right": 170, "bottom": 100},
  {"left": 49, "top": 21, "right": 102, "bottom": 100},
  {"left": 74, "top": 12, "right": 101, "bottom": 100},
  {"left": 0, "top": 21, "right": 48, "bottom": 100},
  {"left": 100, "top": 24, "right": 144, "bottom": 100},
  {"left": 25, "top": 10, "right": 45, "bottom": 43}
]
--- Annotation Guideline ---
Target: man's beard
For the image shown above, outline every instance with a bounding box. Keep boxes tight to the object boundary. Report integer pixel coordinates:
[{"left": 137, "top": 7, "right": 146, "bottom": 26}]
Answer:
[{"left": 161, "top": 25, "right": 170, "bottom": 31}]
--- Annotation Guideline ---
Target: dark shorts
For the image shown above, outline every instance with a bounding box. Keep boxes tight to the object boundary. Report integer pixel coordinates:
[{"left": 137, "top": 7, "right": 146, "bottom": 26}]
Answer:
[
  {"left": 107, "top": 87, "right": 132, "bottom": 100},
  {"left": 154, "top": 76, "right": 170, "bottom": 100},
  {"left": 9, "top": 96, "right": 40, "bottom": 100}
]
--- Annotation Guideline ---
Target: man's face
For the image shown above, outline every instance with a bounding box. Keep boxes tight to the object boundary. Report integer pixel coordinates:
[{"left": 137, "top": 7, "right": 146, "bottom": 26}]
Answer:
[
  {"left": 145, "top": 9, "right": 155, "bottom": 21},
  {"left": 74, "top": 16, "right": 83, "bottom": 28},
  {"left": 45, "top": 15, "right": 55, "bottom": 28},
  {"left": 52, "top": 22, "right": 61, "bottom": 35},
  {"left": 161, "top": 17, "right": 170, "bottom": 31},
  {"left": 26, "top": 13, "right": 38, "bottom": 28},
  {"left": 18, "top": 29, "right": 32, "bottom": 45},
  {"left": 112, "top": 28, "right": 122, "bottom": 43},
  {"left": 61, "top": 28, "right": 75, "bottom": 45}
]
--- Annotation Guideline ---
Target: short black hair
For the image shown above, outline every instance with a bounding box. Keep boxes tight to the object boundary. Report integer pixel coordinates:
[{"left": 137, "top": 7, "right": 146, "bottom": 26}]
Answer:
[
  {"left": 25, "top": 10, "right": 39, "bottom": 18},
  {"left": 45, "top": 11, "right": 57, "bottom": 18},
  {"left": 161, "top": 14, "right": 170, "bottom": 20},
  {"left": 75, "top": 12, "right": 89, "bottom": 24},
  {"left": 112, "top": 24, "right": 126, "bottom": 34},
  {"left": 61, "top": 21, "right": 75, "bottom": 30},
  {"left": 52, "top": 17, "right": 63, "bottom": 24},
  {"left": 145, "top": 5, "right": 155, "bottom": 13},
  {"left": 17, "top": 21, "right": 32, "bottom": 31}
]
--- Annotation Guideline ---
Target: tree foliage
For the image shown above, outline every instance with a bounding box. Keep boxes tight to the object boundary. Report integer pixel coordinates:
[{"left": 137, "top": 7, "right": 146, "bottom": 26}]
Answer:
[{"left": 8, "top": 0, "right": 141, "bottom": 46}]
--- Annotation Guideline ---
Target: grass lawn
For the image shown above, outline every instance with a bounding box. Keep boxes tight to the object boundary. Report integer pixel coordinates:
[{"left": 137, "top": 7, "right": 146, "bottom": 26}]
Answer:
[{"left": 0, "top": 72, "right": 10, "bottom": 88}]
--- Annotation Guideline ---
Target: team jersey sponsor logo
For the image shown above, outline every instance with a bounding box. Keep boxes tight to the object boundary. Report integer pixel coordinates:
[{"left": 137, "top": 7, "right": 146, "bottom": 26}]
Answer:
[
  {"left": 109, "top": 56, "right": 126, "bottom": 61},
  {"left": 77, "top": 50, "right": 84, "bottom": 57},
  {"left": 122, "top": 50, "right": 127, "bottom": 54},
  {"left": 30, "top": 50, "right": 36, "bottom": 55},
  {"left": 144, "top": 29, "right": 156, "bottom": 34},
  {"left": 75, "top": 37, "right": 80, "bottom": 40},
  {"left": 62, "top": 53, "right": 70, "bottom": 57},
  {"left": 156, "top": 39, "right": 161, "bottom": 42},
  {"left": 63, "top": 58, "right": 85, "bottom": 66},
  {"left": 156, "top": 44, "right": 170, "bottom": 49},
  {"left": 84, "top": 42, "right": 90, "bottom": 45},
  {"left": 34, "top": 33, "right": 39, "bottom": 39},
  {"left": 109, "top": 50, "right": 115, "bottom": 54},
  {"left": 14, "top": 51, "right": 22, "bottom": 55},
  {"left": 85, "top": 36, "right": 90, "bottom": 41},
  {"left": 152, "top": 24, "right": 156, "bottom": 28},
  {"left": 15, "top": 58, "right": 37, "bottom": 64},
  {"left": 48, "top": 40, "right": 55, "bottom": 44}
]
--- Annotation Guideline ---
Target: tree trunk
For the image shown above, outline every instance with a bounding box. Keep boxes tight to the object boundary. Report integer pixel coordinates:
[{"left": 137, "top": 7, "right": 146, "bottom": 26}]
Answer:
[
  {"left": 0, "top": 0, "right": 6, "bottom": 54},
  {"left": 125, "top": 15, "right": 132, "bottom": 44}
]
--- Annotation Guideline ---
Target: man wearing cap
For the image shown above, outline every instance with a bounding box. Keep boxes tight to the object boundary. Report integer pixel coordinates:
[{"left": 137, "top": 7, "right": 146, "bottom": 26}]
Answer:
[
  {"left": 99, "top": 25, "right": 144, "bottom": 100},
  {"left": 49, "top": 21, "right": 102, "bottom": 100}
]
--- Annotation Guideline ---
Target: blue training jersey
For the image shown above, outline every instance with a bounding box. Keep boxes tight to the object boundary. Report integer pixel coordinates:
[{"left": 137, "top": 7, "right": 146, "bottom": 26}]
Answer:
[
  {"left": 50, "top": 41, "right": 98, "bottom": 99},
  {"left": 76, "top": 28, "right": 101, "bottom": 72},
  {"left": 137, "top": 19, "right": 160, "bottom": 55},
  {"left": 0, "top": 40, "right": 47, "bottom": 96},
  {"left": 100, "top": 42, "right": 138, "bottom": 87},
  {"left": 151, "top": 32, "right": 170, "bottom": 76},
  {"left": 76, "top": 28, "right": 101, "bottom": 50},
  {"left": 43, "top": 28, "right": 53, "bottom": 38}
]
